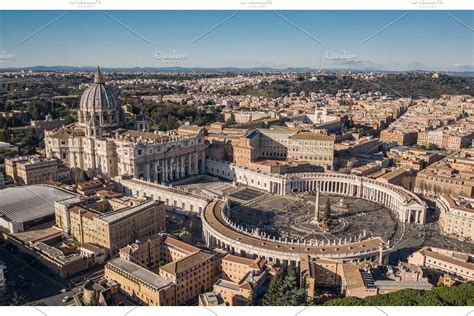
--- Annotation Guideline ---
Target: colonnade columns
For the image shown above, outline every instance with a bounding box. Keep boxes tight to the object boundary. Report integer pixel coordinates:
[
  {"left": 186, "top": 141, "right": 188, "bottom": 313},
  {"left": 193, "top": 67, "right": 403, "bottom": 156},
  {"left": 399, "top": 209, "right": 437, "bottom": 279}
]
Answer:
[
  {"left": 188, "top": 154, "right": 193, "bottom": 175},
  {"left": 163, "top": 159, "right": 169, "bottom": 182},
  {"left": 200, "top": 151, "right": 206, "bottom": 173},
  {"left": 169, "top": 158, "right": 173, "bottom": 181},
  {"left": 180, "top": 156, "right": 185, "bottom": 178},
  {"left": 145, "top": 163, "right": 150, "bottom": 180},
  {"left": 194, "top": 153, "right": 199, "bottom": 175}
]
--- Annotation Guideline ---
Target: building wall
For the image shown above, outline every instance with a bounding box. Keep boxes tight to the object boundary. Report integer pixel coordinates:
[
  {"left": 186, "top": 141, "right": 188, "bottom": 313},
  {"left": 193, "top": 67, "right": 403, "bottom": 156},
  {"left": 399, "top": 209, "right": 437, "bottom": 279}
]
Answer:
[
  {"left": 213, "top": 282, "right": 251, "bottom": 306},
  {"left": 119, "top": 237, "right": 161, "bottom": 272},
  {"left": 159, "top": 254, "right": 216, "bottom": 305},
  {"left": 206, "top": 159, "right": 235, "bottom": 180},
  {"left": 68, "top": 201, "right": 166, "bottom": 256},
  {"left": 4, "top": 157, "right": 59, "bottom": 185},
  {"left": 415, "top": 169, "right": 474, "bottom": 198},
  {"left": 231, "top": 129, "right": 335, "bottom": 171},
  {"left": 437, "top": 195, "right": 474, "bottom": 242},
  {"left": 105, "top": 261, "right": 175, "bottom": 306},
  {"left": 380, "top": 130, "right": 418, "bottom": 146},
  {"left": 221, "top": 256, "right": 258, "bottom": 283},
  {"left": 287, "top": 136, "right": 335, "bottom": 171},
  {"left": 45, "top": 130, "right": 207, "bottom": 182},
  {"left": 408, "top": 247, "right": 474, "bottom": 281},
  {"left": 112, "top": 177, "right": 210, "bottom": 216}
]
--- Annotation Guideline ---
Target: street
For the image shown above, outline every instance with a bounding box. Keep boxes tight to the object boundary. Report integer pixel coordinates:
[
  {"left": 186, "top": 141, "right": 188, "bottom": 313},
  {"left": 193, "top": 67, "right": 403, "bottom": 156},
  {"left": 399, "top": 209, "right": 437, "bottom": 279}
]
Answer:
[{"left": 0, "top": 245, "right": 81, "bottom": 306}]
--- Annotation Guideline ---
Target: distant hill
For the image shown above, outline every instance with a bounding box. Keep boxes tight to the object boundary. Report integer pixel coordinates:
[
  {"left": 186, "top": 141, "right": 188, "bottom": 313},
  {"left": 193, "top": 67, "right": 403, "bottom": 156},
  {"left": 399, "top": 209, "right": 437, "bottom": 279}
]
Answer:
[
  {"left": 0, "top": 65, "right": 473, "bottom": 76},
  {"left": 0, "top": 66, "right": 314, "bottom": 73}
]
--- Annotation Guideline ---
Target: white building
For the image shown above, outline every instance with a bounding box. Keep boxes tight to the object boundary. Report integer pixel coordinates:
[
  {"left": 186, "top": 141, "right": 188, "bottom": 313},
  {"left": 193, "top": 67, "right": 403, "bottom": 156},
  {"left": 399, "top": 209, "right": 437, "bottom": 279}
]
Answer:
[{"left": 45, "top": 67, "right": 207, "bottom": 182}]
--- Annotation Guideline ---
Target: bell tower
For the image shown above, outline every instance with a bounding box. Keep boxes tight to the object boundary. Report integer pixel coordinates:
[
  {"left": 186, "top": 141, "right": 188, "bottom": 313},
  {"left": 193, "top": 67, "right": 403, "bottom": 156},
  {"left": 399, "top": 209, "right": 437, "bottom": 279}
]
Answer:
[{"left": 135, "top": 111, "right": 149, "bottom": 132}]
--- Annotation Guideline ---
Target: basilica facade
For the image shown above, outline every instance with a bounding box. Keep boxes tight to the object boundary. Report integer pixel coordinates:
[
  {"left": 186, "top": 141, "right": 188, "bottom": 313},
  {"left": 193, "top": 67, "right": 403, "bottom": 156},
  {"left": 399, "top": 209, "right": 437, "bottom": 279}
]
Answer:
[{"left": 45, "top": 67, "right": 207, "bottom": 182}]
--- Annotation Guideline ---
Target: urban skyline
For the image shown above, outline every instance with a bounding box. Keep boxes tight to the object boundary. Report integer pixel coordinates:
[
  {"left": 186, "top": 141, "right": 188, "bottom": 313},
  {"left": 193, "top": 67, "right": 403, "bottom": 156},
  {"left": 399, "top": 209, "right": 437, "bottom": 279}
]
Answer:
[
  {"left": 0, "top": 10, "right": 473, "bottom": 71},
  {"left": 1, "top": 5, "right": 474, "bottom": 310}
]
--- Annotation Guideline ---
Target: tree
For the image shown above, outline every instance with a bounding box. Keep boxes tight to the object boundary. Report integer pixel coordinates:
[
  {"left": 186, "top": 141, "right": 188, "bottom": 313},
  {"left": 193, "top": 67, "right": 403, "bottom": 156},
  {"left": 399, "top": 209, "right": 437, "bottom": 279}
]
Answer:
[
  {"left": 278, "top": 266, "right": 306, "bottom": 306},
  {"left": 224, "top": 113, "right": 236, "bottom": 127},
  {"left": 263, "top": 267, "right": 306, "bottom": 306},
  {"left": 85, "top": 292, "right": 99, "bottom": 306},
  {"left": 10, "top": 291, "right": 27, "bottom": 306},
  {"left": 324, "top": 283, "right": 474, "bottom": 306},
  {"left": 262, "top": 273, "right": 283, "bottom": 306},
  {"left": 325, "top": 199, "right": 332, "bottom": 220}
]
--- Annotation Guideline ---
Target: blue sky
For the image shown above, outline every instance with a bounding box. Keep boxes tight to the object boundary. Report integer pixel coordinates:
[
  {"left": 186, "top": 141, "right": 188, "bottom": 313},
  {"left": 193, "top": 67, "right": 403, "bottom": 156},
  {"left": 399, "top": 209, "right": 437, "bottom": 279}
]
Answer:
[{"left": 0, "top": 10, "right": 472, "bottom": 71}]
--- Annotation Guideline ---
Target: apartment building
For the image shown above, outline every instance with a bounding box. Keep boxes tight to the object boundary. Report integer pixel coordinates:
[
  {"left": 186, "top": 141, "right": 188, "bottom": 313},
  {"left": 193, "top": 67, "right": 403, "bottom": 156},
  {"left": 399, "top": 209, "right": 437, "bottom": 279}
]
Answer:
[
  {"left": 341, "top": 263, "right": 432, "bottom": 298},
  {"left": 437, "top": 195, "right": 474, "bottom": 242},
  {"left": 300, "top": 256, "right": 344, "bottom": 300},
  {"left": 415, "top": 156, "right": 474, "bottom": 198},
  {"left": 105, "top": 235, "right": 219, "bottom": 306},
  {"left": 232, "top": 128, "right": 335, "bottom": 171},
  {"left": 387, "top": 147, "right": 443, "bottom": 171},
  {"left": 213, "top": 254, "right": 268, "bottom": 306},
  {"left": 408, "top": 247, "right": 474, "bottom": 281},
  {"left": 105, "top": 257, "right": 175, "bottom": 306},
  {"left": 159, "top": 251, "right": 216, "bottom": 305},
  {"left": 417, "top": 116, "right": 474, "bottom": 151},
  {"left": 56, "top": 195, "right": 166, "bottom": 255},
  {"left": 287, "top": 132, "right": 335, "bottom": 171},
  {"left": 5, "top": 156, "right": 62, "bottom": 185},
  {"left": 380, "top": 130, "right": 418, "bottom": 146},
  {"left": 119, "top": 236, "right": 161, "bottom": 272}
]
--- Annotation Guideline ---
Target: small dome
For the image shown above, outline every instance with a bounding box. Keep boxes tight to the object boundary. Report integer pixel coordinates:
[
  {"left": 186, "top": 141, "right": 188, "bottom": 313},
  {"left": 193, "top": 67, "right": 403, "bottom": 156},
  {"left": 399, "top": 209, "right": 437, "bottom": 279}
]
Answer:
[
  {"left": 136, "top": 111, "right": 146, "bottom": 121},
  {"left": 78, "top": 66, "right": 125, "bottom": 128}
]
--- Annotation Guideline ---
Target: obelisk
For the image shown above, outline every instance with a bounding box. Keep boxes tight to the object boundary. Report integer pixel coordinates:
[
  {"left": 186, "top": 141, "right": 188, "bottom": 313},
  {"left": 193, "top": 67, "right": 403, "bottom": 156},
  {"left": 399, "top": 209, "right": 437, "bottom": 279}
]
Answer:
[{"left": 312, "top": 184, "right": 320, "bottom": 224}]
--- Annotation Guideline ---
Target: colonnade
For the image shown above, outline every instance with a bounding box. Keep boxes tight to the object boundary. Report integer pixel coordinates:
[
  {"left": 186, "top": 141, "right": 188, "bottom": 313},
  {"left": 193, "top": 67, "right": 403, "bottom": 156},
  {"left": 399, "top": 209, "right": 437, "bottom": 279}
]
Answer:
[
  {"left": 285, "top": 175, "right": 427, "bottom": 225},
  {"left": 201, "top": 200, "right": 385, "bottom": 267},
  {"left": 232, "top": 167, "right": 428, "bottom": 225}
]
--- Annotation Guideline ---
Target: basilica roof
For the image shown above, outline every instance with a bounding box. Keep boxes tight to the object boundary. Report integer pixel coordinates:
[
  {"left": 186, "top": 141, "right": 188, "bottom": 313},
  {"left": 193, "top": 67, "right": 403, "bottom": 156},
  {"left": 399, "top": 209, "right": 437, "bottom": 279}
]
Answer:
[
  {"left": 78, "top": 66, "right": 125, "bottom": 128},
  {"left": 79, "top": 67, "right": 120, "bottom": 112}
]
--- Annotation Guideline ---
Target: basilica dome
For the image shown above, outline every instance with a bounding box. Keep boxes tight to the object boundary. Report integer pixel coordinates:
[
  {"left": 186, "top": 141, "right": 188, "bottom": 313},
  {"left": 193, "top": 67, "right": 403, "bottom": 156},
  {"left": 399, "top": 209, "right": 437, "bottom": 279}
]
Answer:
[{"left": 77, "top": 67, "right": 126, "bottom": 128}]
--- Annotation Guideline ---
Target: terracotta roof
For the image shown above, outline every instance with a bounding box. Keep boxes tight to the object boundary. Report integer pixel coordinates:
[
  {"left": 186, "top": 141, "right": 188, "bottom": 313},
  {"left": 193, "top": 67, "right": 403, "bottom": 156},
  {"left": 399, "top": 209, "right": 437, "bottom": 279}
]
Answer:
[
  {"left": 222, "top": 254, "right": 254, "bottom": 266},
  {"left": 249, "top": 258, "right": 266, "bottom": 269},
  {"left": 421, "top": 248, "right": 474, "bottom": 270},
  {"left": 160, "top": 251, "right": 213, "bottom": 275},
  {"left": 289, "top": 132, "right": 335, "bottom": 141},
  {"left": 163, "top": 236, "right": 200, "bottom": 254},
  {"left": 222, "top": 254, "right": 266, "bottom": 270},
  {"left": 78, "top": 179, "right": 103, "bottom": 189},
  {"left": 342, "top": 263, "right": 365, "bottom": 289},
  {"left": 442, "top": 195, "right": 474, "bottom": 214},
  {"left": 178, "top": 125, "right": 204, "bottom": 133}
]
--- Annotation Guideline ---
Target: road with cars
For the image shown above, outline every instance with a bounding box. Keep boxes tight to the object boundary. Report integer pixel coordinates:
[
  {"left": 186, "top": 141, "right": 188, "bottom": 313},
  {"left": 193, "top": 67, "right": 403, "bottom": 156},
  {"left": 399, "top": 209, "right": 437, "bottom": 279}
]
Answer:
[{"left": 0, "top": 245, "right": 80, "bottom": 306}]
